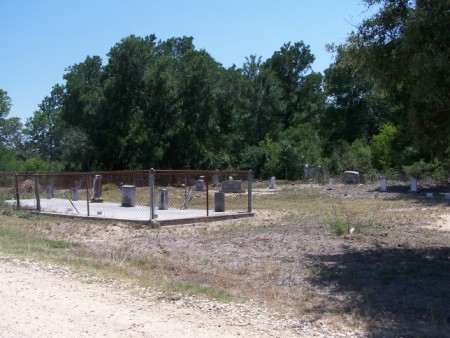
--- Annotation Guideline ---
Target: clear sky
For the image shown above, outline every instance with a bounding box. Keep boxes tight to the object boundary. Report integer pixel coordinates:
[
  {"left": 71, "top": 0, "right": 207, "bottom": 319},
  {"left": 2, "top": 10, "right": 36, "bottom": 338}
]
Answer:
[{"left": 0, "top": 0, "right": 373, "bottom": 122}]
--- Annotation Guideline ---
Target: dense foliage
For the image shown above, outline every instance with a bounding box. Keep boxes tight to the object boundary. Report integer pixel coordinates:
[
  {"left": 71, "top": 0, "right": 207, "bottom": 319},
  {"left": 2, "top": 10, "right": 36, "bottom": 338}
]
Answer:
[{"left": 1, "top": 0, "right": 449, "bottom": 181}]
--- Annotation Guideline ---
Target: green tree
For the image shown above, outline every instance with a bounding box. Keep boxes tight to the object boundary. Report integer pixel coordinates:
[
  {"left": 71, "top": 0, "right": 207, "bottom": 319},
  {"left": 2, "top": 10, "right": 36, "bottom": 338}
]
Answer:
[
  {"left": 264, "top": 42, "right": 317, "bottom": 128},
  {"left": 23, "top": 85, "right": 66, "bottom": 169},
  {"left": 322, "top": 44, "right": 390, "bottom": 149},
  {"left": 0, "top": 89, "right": 23, "bottom": 150},
  {"left": 350, "top": 0, "right": 450, "bottom": 164}
]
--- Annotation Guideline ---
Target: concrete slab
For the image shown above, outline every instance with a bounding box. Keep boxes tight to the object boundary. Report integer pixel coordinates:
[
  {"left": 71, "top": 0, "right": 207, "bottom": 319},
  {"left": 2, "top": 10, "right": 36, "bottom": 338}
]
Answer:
[{"left": 6, "top": 199, "right": 252, "bottom": 225}]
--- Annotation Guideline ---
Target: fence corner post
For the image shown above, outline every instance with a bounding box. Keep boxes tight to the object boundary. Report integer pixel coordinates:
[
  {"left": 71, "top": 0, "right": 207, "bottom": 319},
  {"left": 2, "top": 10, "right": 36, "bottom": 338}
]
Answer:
[
  {"left": 34, "top": 173, "right": 41, "bottom": 212},
  {"left": 150, "top": 168, "right": 155, "bottom": 220},
  {"left": 247, "top": 170, "right": 253, "bottom": 213}
]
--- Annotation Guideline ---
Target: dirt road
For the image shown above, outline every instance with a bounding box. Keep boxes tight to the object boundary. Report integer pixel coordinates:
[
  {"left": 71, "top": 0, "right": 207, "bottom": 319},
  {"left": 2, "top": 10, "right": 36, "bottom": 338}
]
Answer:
[{"left": 0, "top": 259, "right": 294, "bottom": 338}]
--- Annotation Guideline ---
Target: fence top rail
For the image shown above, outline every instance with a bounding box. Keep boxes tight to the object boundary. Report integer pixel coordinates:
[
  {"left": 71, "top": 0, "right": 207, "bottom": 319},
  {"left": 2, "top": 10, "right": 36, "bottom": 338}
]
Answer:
[{"left": 0, "top": 169, "right": 252, "bottom": 176}]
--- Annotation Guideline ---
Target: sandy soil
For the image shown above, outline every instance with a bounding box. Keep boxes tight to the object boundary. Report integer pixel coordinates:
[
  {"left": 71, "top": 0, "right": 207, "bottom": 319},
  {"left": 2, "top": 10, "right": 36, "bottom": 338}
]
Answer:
[{"left": 0, "top": 259, "right": 295, "bottom": 338}]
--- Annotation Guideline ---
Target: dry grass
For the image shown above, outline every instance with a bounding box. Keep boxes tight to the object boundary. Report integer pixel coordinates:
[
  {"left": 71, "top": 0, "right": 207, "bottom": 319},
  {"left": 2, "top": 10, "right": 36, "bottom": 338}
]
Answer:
[{"left": 0, "top": 181, "right": 449, "bottom": 336}]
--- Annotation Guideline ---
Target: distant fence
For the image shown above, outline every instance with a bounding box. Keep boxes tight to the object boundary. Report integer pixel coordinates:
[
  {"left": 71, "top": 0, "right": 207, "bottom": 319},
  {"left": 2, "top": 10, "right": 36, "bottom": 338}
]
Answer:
[{"left": 0, "top": 169, "right": 253, "bottom": 224}]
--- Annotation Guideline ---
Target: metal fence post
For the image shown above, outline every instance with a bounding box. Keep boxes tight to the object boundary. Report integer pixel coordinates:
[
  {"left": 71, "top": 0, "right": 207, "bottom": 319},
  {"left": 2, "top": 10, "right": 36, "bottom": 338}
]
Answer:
[
  {"left": 150, "top": 168, "right": 155, "bottom": 220},
  {"left": 247, "top": 170, "right": 253, "bottom": 213},
  {"left": 34, "top": 173, "right": 41, "bottom": 212},
  {"left": 14, "top": 172, "right": 20, "bottom": 208}
]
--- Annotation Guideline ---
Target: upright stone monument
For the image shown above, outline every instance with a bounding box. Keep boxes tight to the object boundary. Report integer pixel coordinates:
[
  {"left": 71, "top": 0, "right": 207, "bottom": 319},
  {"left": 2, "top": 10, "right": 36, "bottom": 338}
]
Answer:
[
  {"left": 269, "top": 176, "right": 276, "bottom": 189},
  {"left": 327, "top": 178, "right": 334, "bottom": 190},
  {"left": 46, "top": 185, "right": 53, "bottom": 199},
  {"left": 71, "top": 187, "right": 79, "bottom": 201},
  {"left": 91, "top": 175, "right": 103, "bottom": 203},
  {"left": 222, "top": 179, "right": 242, "bottom": 193},
  {"left": 158, "top": 188, "right": 168, "bottom": 210},
  {"left": 214, "top": 192, "right": 225, "bottom": 212},
  {"left": 410, "top": 178, "right": 418, "bottom": 192},
  {"left": 195, "top": 176, "right": 205, "bottom": 191},
  {"left": 380, "top": 178, "right": 387, "bottom": 192},
  {"left": 121, "top": 185, "right": 136, "bottom": 207},
  {"left": 344, "top": 171, "right": 360, "bottom": 184},
  {"left": 317, "top": 166, "right": 324, "bottom": 183},
  {"left": 304, "top": 164, "right": 311, "bottom": 181},
  {"left": 212, "top": 171, "right": 219, "bottom": 187}
]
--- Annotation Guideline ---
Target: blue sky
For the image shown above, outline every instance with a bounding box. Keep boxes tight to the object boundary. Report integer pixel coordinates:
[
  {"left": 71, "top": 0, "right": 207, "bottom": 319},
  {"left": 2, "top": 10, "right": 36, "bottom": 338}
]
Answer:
[{"left": 0, "top": 0, "right": 373, "bottom": 122}]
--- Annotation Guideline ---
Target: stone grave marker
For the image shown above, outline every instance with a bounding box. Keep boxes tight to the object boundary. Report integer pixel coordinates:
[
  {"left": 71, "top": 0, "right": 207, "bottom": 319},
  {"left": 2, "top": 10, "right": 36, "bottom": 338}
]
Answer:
[
  {"left": 410, "top": 178, "right": 418, "bottom": 192},
  {"left": 212, "top": 172, "right": 219, "bottom": 187},
  {"left": 214, "top": 192, "right": 225, "bottom": 212},
  {"left": 195, "top": 176, "right": 205, "bottom": 191},
  {"left": 327, "top": 178, "right": 334, "bottom": 190},
  {"left": 91, "top": 175, "right": 103, "bottom": 203},
  {"left": 317, "top": 166, "right": 324, "bottom": 183},
  {"left": 121, "top": 185, "right": 136, "bottom": 207},
  {"left": 269, "top": 176, "right": 276, "bottom": 189},
  {"left": 222, "top": 179, "right": 242, "bottom": 193},
  {"left": 46, "top": 185, "right": 53, "bottom": 199},
  {"left": 71, "top": 187, "right": 79, "bottom": 201},
  {"left": 344, "top": 171, "right": 360, "bottom": 184},
  {"left": 380, "top": 178, "right": 387, "bottom": 192},
  {"left": 304, "top": 164, "right": 311, "bottom": 181},
  {"left": 158, "top": 188, "right": 168, "bottom": 210}
]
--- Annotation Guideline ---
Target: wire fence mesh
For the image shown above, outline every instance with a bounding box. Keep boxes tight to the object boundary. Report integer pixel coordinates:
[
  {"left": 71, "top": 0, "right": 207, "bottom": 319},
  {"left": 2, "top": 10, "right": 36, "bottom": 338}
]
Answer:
[{"left": 0, "top": 170, "right": 253, "bottom": 224}]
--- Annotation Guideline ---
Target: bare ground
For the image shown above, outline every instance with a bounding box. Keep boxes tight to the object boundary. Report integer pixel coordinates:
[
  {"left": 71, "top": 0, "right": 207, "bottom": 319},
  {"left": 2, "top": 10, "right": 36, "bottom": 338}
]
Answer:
[{"left": 1, "top": 182, "right": 449, "bottom": 336}]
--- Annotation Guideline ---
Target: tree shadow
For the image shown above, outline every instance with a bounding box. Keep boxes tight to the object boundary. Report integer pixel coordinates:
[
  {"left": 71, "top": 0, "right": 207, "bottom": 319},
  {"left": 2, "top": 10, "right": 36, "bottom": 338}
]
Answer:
[
  {"left": 375, "top": 184, "right": 450, "bottom": 206},
  {"left": 307, "top": 247, "right": 450, "bottom": 336}
]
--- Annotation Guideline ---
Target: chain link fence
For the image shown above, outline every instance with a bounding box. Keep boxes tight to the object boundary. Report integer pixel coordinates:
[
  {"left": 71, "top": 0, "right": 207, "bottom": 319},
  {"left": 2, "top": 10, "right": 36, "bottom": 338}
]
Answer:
[{"left": 0, "top": 170, "right": 253, "bottom": 224}]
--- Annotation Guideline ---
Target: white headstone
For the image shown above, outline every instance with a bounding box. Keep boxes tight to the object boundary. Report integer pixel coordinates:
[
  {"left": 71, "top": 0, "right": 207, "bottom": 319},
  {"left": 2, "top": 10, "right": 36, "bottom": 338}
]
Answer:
[
  {"left": 410, "top": 178, "right": 418, "bottom": 192},
  {"left": 269, "top": 176, "right": 276, "bottom": 189},
  {"left": 380, "top": 178, "right": 387, "bottom": 192},
  {"left": 327, "top": 178, "right": 334, "bottom": 190},
  {"left": 304, "top": 164, "right": 310, "bottom": 181}
]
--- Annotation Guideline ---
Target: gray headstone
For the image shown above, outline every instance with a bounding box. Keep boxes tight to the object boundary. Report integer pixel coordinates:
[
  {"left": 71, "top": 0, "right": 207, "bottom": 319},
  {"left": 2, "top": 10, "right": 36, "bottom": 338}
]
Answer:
[
  {"left": 214, "top": 192, "right": 225, "bottom": 212},
  {"left": 444, "top": 193, "right": 450, "bottom": 200},
  {"left": 212, "top": 172, "right": 219, "bottom": 187},
  {"left": 269, "top": 176, "right": 276, "bottom": 189},
  {"left": 304, "top": 164, "right": 311, "bottom": 181},
  {"left": 344, "top": 171, "right": 360, "bottom": 184},
  {"left": 410, "top": 178, "right": 418, "bottom": 192},
  {"left": 46, "top": 185, "right": 53, "bottom": 199},
  {"left": 121, "top": 185, "right": 136, "bottom": 207},
  {"left": 71, "top": 187, "right": 79, "bottom": 201},
  {"left": 158, "top": 188, "right": 168, "bottom": 210},
  {"left": 195, "top": 177, "right": 205, "bottom": 191},
  {"left": 222, "top": 180, "right": 242, "bottom": 193},
  {"left": 91, "top": 175, "right": 103, "bottom": 203},
  {"left": 317, "top": 166, "right": 324, "bottom": 183},
  {"left": 380, "top": 178, "right": 387, "bottom": 192},
  {"left": 426, "top": 192, "right": 433, "bottom": 198},
  {"left": 327, "top": 178, "right": 334, "bottom": 190}
]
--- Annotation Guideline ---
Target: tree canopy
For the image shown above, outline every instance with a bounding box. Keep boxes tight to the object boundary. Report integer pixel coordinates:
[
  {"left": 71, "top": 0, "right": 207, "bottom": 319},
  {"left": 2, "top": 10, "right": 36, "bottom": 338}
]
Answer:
[{"left": 2, "top": 0, "right": 449, "bottom": 181}]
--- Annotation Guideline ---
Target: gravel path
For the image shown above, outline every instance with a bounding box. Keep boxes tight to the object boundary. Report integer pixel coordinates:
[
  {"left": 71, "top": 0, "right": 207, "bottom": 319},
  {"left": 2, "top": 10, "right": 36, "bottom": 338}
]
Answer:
[{"left": 0, "top": 258, "right": 297, "bottom": 338}]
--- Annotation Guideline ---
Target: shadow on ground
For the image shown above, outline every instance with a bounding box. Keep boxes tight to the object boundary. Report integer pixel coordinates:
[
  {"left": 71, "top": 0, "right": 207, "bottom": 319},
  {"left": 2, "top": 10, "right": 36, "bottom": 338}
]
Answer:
[
  {"left": 307, "top": 246, "right": 450, "bottom": 336},
  {"left": 376, "top": 184, "right": 450, "bottom": 206}
]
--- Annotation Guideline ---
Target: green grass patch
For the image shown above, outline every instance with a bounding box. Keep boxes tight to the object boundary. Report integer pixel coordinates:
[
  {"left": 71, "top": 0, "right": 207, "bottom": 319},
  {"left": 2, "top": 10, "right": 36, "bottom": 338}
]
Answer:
[
  {"left": 166, "top": 281, "right": 232, "bottom": 302},
  {"left": 327, "top": 218, "right": 349, "bottom": 235}
]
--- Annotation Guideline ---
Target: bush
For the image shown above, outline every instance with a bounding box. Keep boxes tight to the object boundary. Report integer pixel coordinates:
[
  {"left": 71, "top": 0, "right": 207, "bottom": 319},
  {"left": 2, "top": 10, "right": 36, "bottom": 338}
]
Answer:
[{"left": 403, "top": 159, "right": 433, "bottom": 179}]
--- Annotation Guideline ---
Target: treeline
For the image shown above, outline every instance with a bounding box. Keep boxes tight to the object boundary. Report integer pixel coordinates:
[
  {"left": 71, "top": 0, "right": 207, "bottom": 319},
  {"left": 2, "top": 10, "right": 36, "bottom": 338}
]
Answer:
[{"left": 1, "top": 0, "right": 449, "bottom": 182}]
